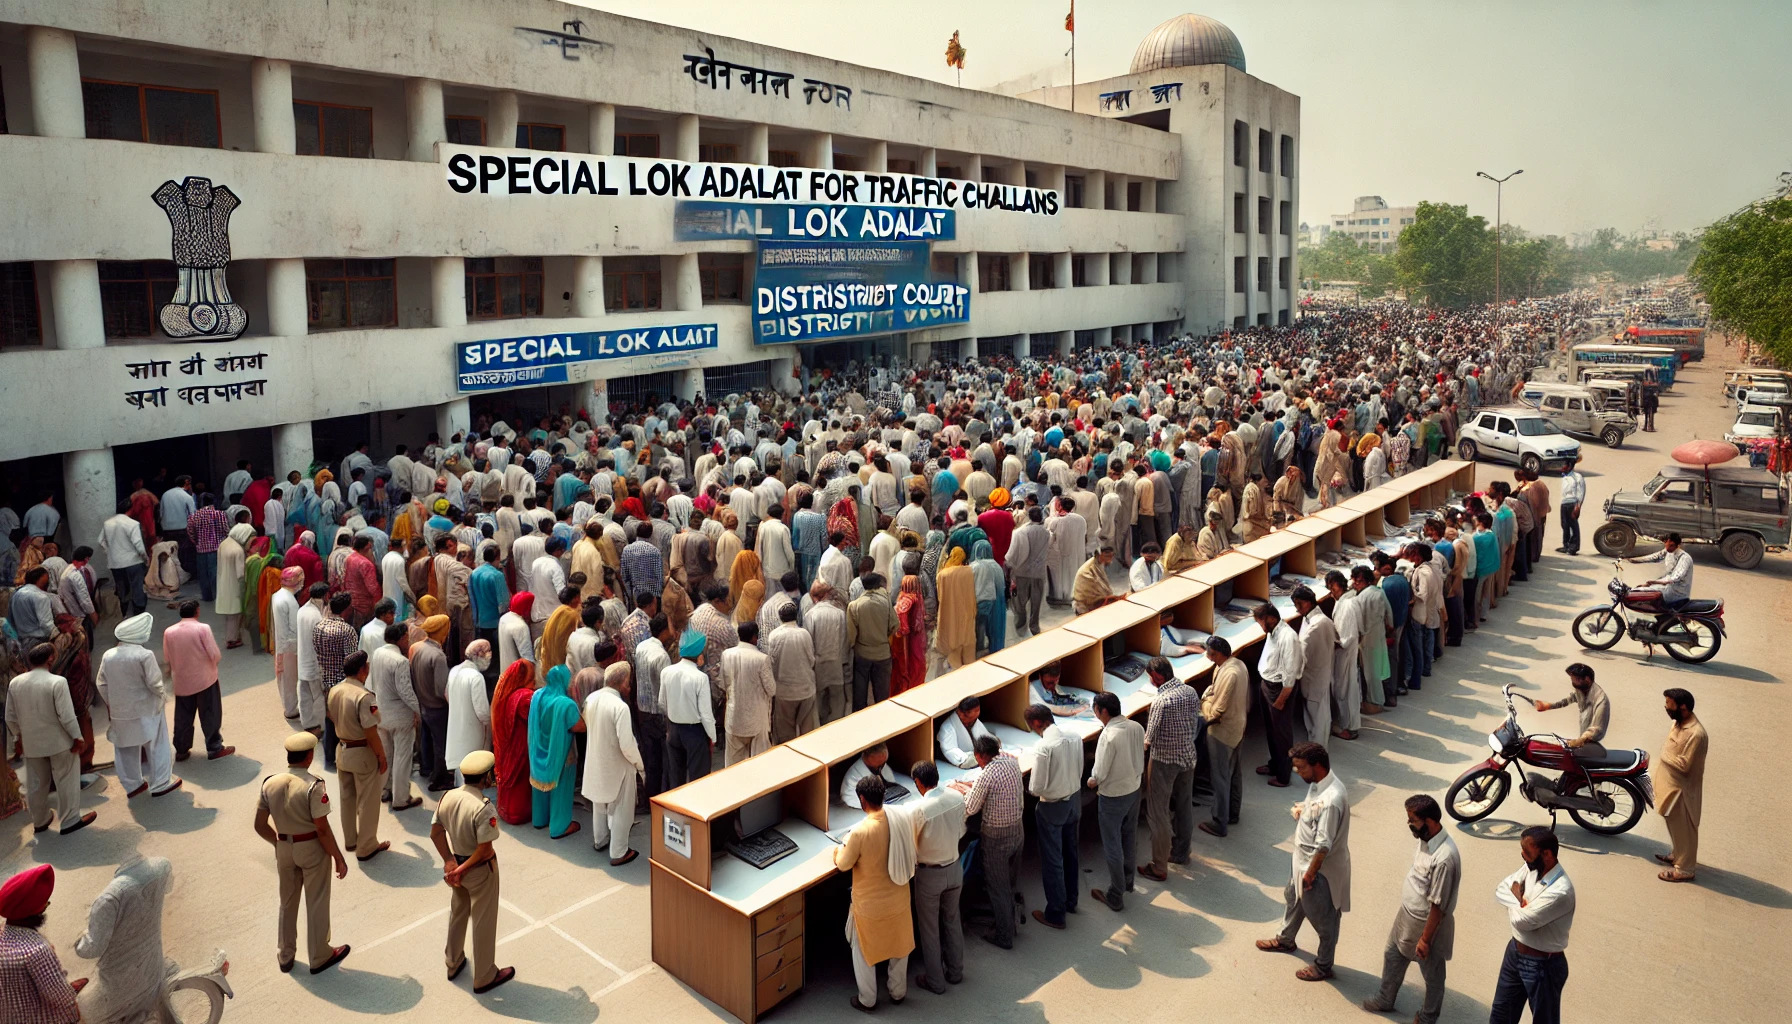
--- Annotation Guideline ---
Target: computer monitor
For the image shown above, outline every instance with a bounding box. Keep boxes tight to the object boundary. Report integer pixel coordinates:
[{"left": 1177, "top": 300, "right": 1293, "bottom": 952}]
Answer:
[{"left": 734, "top": 791, "right": 782, "bottom": 841}]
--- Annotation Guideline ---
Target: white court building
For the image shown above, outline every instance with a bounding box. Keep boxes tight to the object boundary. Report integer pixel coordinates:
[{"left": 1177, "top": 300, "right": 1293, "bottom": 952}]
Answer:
[{"left": 0, "top": 2, "right": 1297, "bottom": 569}]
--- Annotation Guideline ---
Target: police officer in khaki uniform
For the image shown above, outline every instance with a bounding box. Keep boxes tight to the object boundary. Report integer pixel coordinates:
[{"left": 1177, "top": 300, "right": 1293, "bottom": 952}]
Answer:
[
  {"left": 431, "top": 750, "right": 516, "bottom": 993},
  {"left": 327, "top": 650, "right": 390, "bottom": 862},
  {"left": 254, "top": 732, "right": 351, "bottom": 974}
]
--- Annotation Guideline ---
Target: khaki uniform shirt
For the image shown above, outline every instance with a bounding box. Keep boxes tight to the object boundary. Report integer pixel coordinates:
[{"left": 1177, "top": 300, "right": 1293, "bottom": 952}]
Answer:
[
  {"left": 434, "top": 784, "right": 501, "bottom": 865},
  {"left": 259, "top": 766, "right": 330, "bottom": 835},
  {"left": 327, "top": 679, "right": 381, "bottom": 774}
]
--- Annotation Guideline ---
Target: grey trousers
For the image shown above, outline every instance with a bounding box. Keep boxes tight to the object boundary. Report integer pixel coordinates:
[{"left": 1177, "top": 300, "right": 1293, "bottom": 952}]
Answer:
[
  {"left": 771, "top": 697, "right": 818, "bottom": 744},
  {"left": 1279, "top": 873, "right": 1341, "bottom": 970},
  {"left": 1205, "top": 736, "right": 1242, "bottom": 832},
  {"left": 980, "top": 829, "right": 1024, "bottom": 946},
  {"left": 1375, "top": 925, "right": 1447, "bottom": 1024},
  {"left": 25, "top": 749, "right": 82, "bottom": 831},
  {"left": 817, "top": 674, "right": 849, "bottom": 725},
  {"left": 1146, "top": 760, "right": 1194, "bottom": 870},
  {"left": 912, "top": 861, "right": 965, "bottom": 985},
  {"left": 1097, "top": 788, "right": 1140, "bottom": 907},
  {"left": 380, "top": 724, "right": 416, "bottom": 802},
  {"left": 1011, "top": 575, "right": 1045, "bottom": 636}
]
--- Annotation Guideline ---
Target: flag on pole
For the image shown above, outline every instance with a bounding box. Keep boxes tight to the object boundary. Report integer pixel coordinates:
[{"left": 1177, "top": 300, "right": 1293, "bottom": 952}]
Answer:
[
  {"left": 945, "top": 30, "right": 967, "bottom": 71},
  {"left": 1066, "top": 2, "right": 1074, "bottom": 32}
]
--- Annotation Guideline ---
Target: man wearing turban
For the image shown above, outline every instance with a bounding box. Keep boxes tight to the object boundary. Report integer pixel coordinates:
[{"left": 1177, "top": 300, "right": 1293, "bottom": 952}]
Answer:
[
  {"left": 272, "top": 565, "right": 307, "bottom": 721},
  {"left": 96, "top": 613, "right": 182, "bottom": 799},
  {"left": 0, "top": 865, "right": 83, "bottom": 1021}
]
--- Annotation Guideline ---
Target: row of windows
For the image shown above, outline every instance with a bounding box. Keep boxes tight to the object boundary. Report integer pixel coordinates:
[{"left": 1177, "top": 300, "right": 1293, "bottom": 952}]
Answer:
[
  {"left": 1233, "top": 310, "right": 1291, "bottom": 329},
  {"left": 974, "top": 253, "right": 1165, "bottom": 292},
  {"left": 0, "top": 253, "right": 753, "bottom": 344},
  {"left": 1234, "top": 194, "right": 1294, "bottom": 236},
  {"left": 1232, "top": 256, "right": 1292, "bottom": 294},
  {"left": 1233, "top": 120, "right": 1295, "bottom": 176}
]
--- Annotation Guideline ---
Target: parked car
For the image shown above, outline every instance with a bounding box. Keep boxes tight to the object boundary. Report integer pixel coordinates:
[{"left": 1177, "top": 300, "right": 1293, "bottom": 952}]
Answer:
[
  {"left": 1594, "top": 464, "right": 1790, "bottom": 569},
  {"left": 1456, "top": 408, "right": 1584, "bottom": 474},
  {"left": 1725, "top": 404, "right": 1785, "bottom": 449},
  {"left": 1534, "top": 387, "right": 1637, "bottom": 448},
  {"left": 1723, "top": 369, "right": 1792, "bottom": 400},
  {"left": 1735, "top": 378, "right": 1789, "bottom": 411}
]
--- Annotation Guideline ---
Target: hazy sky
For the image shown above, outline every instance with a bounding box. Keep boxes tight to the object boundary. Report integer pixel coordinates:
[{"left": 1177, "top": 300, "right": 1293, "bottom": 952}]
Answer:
[{"left": 577, "top": 1, "right": 1789, "bottom": 236}]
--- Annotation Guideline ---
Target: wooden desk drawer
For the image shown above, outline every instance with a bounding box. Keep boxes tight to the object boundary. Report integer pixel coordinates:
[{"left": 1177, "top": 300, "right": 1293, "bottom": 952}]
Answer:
[
  {"left": 755, "top": 917, "right": 804, "bottom": 957},
  {"left": 756, "top": 936, "right": 802, "bottom": 983},
  {"left": 756, "top": 957, "right": 802, "bottom": 1013},
  {"left": 753, "top": 893, "right": 803, "bottom": 935}
]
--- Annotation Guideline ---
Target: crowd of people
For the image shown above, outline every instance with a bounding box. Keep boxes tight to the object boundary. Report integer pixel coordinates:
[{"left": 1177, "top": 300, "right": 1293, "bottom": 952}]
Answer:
[{"left": 4, "top": 292, "right": 1719, "bottom": 1021}]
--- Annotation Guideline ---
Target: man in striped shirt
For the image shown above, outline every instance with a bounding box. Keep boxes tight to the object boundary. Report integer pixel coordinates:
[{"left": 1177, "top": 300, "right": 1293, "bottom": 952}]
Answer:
[{"left": 1141, "top": 656, "right": 1200, "bottom": 881}]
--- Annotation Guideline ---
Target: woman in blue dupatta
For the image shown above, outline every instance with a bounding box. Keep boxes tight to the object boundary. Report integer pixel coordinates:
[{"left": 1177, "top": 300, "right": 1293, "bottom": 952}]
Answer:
[
  {"left": 970, "top": 539, "right": 1007, "bottom": 655},
  {"left": 528, "top": 664, "right": 584, "bottom": 839}
]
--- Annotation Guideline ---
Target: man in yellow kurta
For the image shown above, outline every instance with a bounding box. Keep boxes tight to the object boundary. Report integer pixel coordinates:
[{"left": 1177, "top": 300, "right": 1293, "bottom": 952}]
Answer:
[
  {"left": 1162, "top": 523, "right": 1200, "bottom": 574},
  {"left": 1653, "top": 687, "right": 1708, "bottom": 883},
  {"left": 834, "top": 774, "right": 914, "bottom": 1010},
  {"left": 1071, "top": 547, "right": 1117, "bottom": 615}
]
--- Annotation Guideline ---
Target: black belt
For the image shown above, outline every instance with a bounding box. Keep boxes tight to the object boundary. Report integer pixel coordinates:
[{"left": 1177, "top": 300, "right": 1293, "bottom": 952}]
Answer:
[
  {"left": 922, "top": 860, "right": 957, "bottom": 870},
  {"left": 278, "top": 831, "right": 319, "bottom": 843},
  {"left": 340, "top": 739, "right": 368, "bottom": 748}
]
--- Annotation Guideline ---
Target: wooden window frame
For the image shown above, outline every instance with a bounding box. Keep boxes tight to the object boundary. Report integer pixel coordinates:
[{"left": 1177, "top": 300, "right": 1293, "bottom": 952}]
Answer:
[
  {"left": 698, "top": 253, "right": 747, "bottom": 303},
  {"left": 293, "top": 99, "right": 374, "bottom": 158},
  {"left": 98, "top": 260, "right": 179, "bottom": 338},
  {"left": 81, "top": 78, "right": 222, "bottom": 147},
  {"left": 767, "top": 149, "right": 801, "bottom": 168},
  {"left": 516, "top": 122, "right": 565, "bottom": 152},
  {"left": 464, "top": 257, "right": 545, "bottom": 321},
  {"left": 698, "top": 142, "right": 739, "bottom": 164},
  {"left": 304, "top": 258, "right": 398, "bottom": 330},
  {"left": 604, "top": 257, "right": 664, "bottom": 313},
  {"left": 615, "top": 133, "right": 661, "bottom": 158},
  {"left": 445, "top": 115, "right": 486, "bottom": 145}
]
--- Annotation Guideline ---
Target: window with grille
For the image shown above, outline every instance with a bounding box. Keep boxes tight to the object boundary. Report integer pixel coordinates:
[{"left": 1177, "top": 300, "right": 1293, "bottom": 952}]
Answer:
[
  {"left": 608, "top": 372, "right": 676, "bottom": 408},
  {"left": 604, "top": 256, "right": 663, "bottom": 312},
  {"left": 699, "top": 143, "right": 738, "bottom": 163},
  {"left": 768, "top": 149, "right": 800, "bottom": 167},
  {"left": 294, "top": 101, "right": 373, "bottom": 157},
  {"left": 515, "top": 123, "right": 564, "bottom": 151},
  {"left": 444, "top": 116, "right": 484, "bottom": 145},
  {"left": 465, "top": 257, "right": 544, "bottom": 320},
  {"left": 82, "top": 80, "right": 220, "bottom": 148},
  {"left": 0, "top": 262, "right": 41, "bottom": 346},
  {"left": 1258, "top": 256, "right": 1271, "bottom": 293},
  {"left": 1064, "top": 175, "right": 1085, "bottom": 209},
  {"left": 1233, "top": 120, "right": 1248, "bottom": 167},
  {"left": 699, "top": 253, "right": 746, "bottom": 302},
  {"left": 614, "top": 134, "right": 660, "bottom": 157},
  {"left": 705, "top": 361, "right": 772, "bottom": 397},
  {"left": 99, "top": 261, "right": 178, "bottom": 338},
  {"left": 977, "top": 254, "right": 1010, "bottom": 292},
  {"left": 1233, "top": 257, "right": 1245, "bottom": 294},
  {"left": 306, "top": 259, "right": 397, "bottom": 330},
  {"left": 1028, "top": 255, "right": 1056, "bottom": 289}
]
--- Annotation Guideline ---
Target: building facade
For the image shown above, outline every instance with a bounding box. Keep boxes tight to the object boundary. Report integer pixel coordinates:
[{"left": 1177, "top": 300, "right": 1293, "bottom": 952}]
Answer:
[
  {"left": 1330, "top": 195, "right": 1416, "bottom": 251},
  {"left": 0, "top": 3, "right": 1293, "bottom": 569}
]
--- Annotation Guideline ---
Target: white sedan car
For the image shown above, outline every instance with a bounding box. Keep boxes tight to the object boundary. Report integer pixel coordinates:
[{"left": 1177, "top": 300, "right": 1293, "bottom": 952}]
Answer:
[{"left": 1456, "top": 408, "right": 1583, "bottom": 474}]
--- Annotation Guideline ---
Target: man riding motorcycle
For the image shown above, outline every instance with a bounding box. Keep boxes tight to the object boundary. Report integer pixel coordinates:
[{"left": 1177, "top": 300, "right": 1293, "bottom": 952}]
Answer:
[
  {"left": 1530, "top": 663, "right": 1610, "bottom": 761},
  {"left": 1629, "top": 532, "right": 1693, "bottom": 617}
]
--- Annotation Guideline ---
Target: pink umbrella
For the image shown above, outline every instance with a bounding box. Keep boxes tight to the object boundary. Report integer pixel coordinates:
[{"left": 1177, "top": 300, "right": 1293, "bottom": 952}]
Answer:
[{"left": 1671, "top": 439, "right": 1740, "bottom": 467}]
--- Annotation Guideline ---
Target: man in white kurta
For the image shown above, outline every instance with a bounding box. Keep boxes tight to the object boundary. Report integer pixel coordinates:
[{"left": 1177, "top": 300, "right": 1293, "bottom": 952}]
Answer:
[
  {"left": 445, "top": 641, "right": 493, "bottom": 782},
  {"left": 1329, "top": 580, "right": 1365, "bottom": 739},
  {"left": 1044, "top": 505, "right": 1086, "bottom": 605},
  {"left": 74, "top": 855, "right": 174, "bottom": 1024},
  {"left": 95, "top": 613, "right": 181, "bottom": 798},
  {"left": 271, "top": 568, "right": 304, "bottom": 721},
  {"left": 581, "top": 669, "right": 644, "bottom": 863}
]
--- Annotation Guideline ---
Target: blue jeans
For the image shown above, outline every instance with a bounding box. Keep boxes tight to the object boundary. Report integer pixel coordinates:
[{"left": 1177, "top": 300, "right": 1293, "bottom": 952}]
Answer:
[
  {"left": 197, "top": 550, "right": 217, "bottom": 603},
  {"left": 1489, "top": 940, "right": 1568, "bottom": 1024},
  {"left": 1404, "top": 622, "right": 1433, "bottom": 689},
  {"left": 1034, "top": 797, "right": 1080, "bottom": 924}
]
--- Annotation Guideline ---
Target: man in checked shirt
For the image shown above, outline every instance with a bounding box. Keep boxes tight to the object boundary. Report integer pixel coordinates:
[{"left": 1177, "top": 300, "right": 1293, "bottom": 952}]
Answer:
[
  {"left": 949, "top": 734, "right": 1024, "bottom": 949},
  {"left": 1140, "top": 655, "right": 1200, "bottom": 882}
]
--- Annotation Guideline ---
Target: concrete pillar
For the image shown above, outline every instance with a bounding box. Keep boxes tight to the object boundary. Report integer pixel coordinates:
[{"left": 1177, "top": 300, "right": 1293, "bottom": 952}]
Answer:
[
  {"left": 747, "top": 124, "right": 770, "bottom": 165},
  {"left": 490, "top": 91, "right": 519, "bottom": 149},
  {"left": 587, "top": 102, "right": 615, "bottom": 155},
  {"left": 1111, "top": 253, "right": 1130, "bottom": 286},
  {"left": 1086, "top": 169, "right": 1106, "bottom": 210},
  {"left": 920, "top": 148, "right": 937, "bottom": 177},
  {"left": 1111, "top": 173, "right": 1129, "bottom": 211},
  {"left": 572, "top": 256, "right": 605, "bottom": 317},
  {"left": 274, "top": 422, "right": 315, "bottom": 479},
  {"left": 1087, "top": 251, "right": 1109, "bottom": 287},
  {"left": 965, "top": 154, "right": 983, "bottom": 183},
  {"left": 63, "top": 449, "right": 115, "bottom": 571},
  {"left": 676, "top": 368, "right": 705, "bottom": 403},
  {"left": 405, "top": 78, "right": 445, "bottom": 162},
  {"left": 670, "top": 254, "right": 701, "bottom": 311},
  {"left": 266, "top": 258, "right": 308, "bottom": 337},
  {"left": 47, "top": 261, "right": 103, "bottom": 350},
  {"left": 1044, "top": 164, "right": 1067, "bottom": 193},
  {"left": 250, "top": 59, "right": 295, "bottom": 154},
  {"left": 1056, "top": 331, "right": 1073, "bottom": 357},
  {"left": 435, "top": 398, "right": 470, "bottom": 443},
  {"left": 957, "top": 251, "right": 977, "bottom": 293},
  {"left": 1053, "top": 251, "right": 1072, "bottom": 291},
  {"left": 1012, "top": 252, "right": 1030, "bottom": 292},
  {"left": 1140, "top": 253, "right": 1160, "bottom": 286},
  {"left": 675, "top": 113, "right": 700, "bottom": 163},
  {"left": 1015, "top": 334, "right": 1031, "bottom": 359},
  {"left": 431, "top": 257, "right": 467, "bottom": 328},
  {"left": 770, "top": 354, "right": 798, "bottom": 397},
  {"left": 867, "top": 141, "right": 888, "bottom": 173},
  {"left": 1140, "top": 179, "right": 1157, "bottom": 214},
  {"left": 810, "top": 132, "right": 832, "bottom": 169},
  {"left": 26, "top": 26, "right": 83, "bottom": 139}
]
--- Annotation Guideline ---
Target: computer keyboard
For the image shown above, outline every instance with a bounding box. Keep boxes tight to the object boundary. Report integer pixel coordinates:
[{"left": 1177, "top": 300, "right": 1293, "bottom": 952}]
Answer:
[
  {"left": 882, "top": 783, "right": 912, "bottom": 803},
  {"left": 726, "top": 827, "right": 799, "bottom": 869}
]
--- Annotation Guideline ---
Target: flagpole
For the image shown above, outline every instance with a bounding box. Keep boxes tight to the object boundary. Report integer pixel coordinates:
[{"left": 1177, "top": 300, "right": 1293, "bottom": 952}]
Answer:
[{"left": 1070, "top": 1, "right": 1076, "bottom": 112}]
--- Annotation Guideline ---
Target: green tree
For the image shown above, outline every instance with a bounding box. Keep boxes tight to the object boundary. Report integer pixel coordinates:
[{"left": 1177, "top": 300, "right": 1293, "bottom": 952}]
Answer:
[
  {"left": 1298, "top": 232, "right": 1395, "bottom": 296},
  {"left": 1691, "top": 188, "right": 1792, "bottom": 365},
  {"left": 1393, "top": 201, "right": 1495, "bottom": 307}
]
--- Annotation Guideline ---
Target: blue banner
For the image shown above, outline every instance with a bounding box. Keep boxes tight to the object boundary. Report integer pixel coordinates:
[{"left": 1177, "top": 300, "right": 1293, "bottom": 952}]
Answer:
[
  {"left": 675, "top": 201, "right": 954, "bottom": 242},
  {"left": 752, "top": 241, "right": 968, "bottom": 344},
  {"left": 456, "top": 324, "right": 718, "bottom": 392}
]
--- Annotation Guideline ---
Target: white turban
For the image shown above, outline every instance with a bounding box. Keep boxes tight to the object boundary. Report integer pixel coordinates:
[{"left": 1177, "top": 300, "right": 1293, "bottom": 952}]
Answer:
[{"left": 115, "top": 612, "right": 155, "bottom": 645}]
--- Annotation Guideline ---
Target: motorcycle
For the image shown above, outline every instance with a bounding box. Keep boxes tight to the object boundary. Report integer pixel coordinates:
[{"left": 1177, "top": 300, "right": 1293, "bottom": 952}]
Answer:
[
  {"left": 161, "top": 949, "right": 233, "bottom": 1024},
  {"left": 1445, "top": 684, "right": 1653, "bottom": 835},
  {"left": 1569, "top": 561, "right": 1724, "bottom": 663}
]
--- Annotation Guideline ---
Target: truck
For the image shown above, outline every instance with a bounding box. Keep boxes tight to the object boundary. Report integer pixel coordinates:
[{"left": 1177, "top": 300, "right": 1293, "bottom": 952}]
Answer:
[{"left": 1594, "top": 464, "right": 1790, "bottom": 569}]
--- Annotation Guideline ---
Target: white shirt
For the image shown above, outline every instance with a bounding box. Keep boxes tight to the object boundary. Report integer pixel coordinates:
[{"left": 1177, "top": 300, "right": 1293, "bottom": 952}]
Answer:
[
  {"left": 1401, "top": 829, "right": 1463, "bottom": 920},
  {"left": 1637, "top": 545, "right": 1694, "bottom": 604},
  {"left": 937, "top": 714, "right": 992, "bottom": 769},
  {"left": 1495, "top": 863, "right": 1575, "bottom": 952},
  {"left": 1258, "top": 619, "right": 1305, "bottom": 688},
  {"left": 1560, "top": 471, "right": 1586, "bottom": 506},
  {"left": 497, "top": 611, "right": 534, "bottom": 672},
  {"left": 359, "top": 618, "right": 389, "bottom": 657},
  {"left": 98, "top": 514, "right": 149, "bottom": 569},
  {"left": 839, "top": 757, "right": 897, "bottom": 809},
  {"left": 659, "top": 659, "right": 716, "bottom": 742},
  {"left": 913, "top": 785, "right": 967, "bottom": 866},
  {"left": 296, "top": 600, "right": 324, "bottom": 679},
  {"left": 1128, "top": 556, "right": 1164, "bottom": 591},
  {"left": 1090, "top": 717, "right": 1146, "bottom": 798},
  {"left": 529, "top": 555, "right": 566, "bottom": 621},
  {"left": 1028, "top": 724, "right": 1084, "bottom": 802}
]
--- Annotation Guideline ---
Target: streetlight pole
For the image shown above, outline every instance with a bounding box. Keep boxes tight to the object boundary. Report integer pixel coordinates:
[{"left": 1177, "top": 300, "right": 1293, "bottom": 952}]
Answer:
[{"left": 1477, "top": 169, "right": 1522, "bottom": 364}]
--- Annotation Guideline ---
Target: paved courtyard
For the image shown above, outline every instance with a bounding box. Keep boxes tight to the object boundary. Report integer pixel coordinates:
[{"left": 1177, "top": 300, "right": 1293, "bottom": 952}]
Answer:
[{"left": 6, "top": 342, "right": 1788, "bottom": 1023}]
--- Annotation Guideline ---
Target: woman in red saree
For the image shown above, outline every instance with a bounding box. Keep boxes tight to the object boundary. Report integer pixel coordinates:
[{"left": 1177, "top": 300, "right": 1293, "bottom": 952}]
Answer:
[
  {"left": 890, "top": 575, "right": 926, "bottom": 695},
  {"left": 827, "top": 494, "right": 860, "bottom": 566},
  {"left": 490, "top": 659, "right": 539, "bottom": 825}
]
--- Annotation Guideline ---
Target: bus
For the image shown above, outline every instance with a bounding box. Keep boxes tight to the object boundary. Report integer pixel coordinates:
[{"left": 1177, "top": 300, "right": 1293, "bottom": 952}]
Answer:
[
  {"left": 1626, "top": 325, "right": 1705, "bottom": 362},
  {"left": 1572, "top": 344, "right": 1679, "bottom": 388}
]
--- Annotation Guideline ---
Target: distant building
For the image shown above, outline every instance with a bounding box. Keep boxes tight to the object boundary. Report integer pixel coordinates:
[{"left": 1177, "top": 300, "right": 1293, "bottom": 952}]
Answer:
[
  {"left": 1331, "top": 196, "right": 1415, "bottom": 251},
  {"left": 1298, "top": 221, "right": 1329, "bottom": 248}
]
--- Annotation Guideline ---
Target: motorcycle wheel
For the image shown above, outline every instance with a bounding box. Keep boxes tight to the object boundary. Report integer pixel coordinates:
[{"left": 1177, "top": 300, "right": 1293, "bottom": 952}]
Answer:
[
  {"left": 166, "top": 978, "right": 226, "bottom": 1024},
  {"left": 1565, "top": 777, "right": 1648, "bottom": 836},
  {"left": 1662, "top": 619, "right": 1722, "bottom": 664},
  {"left": 1570, "top": 608, "right": 1624, "bottom": 650},
  {"left": 1445, "top": 767, "right": 1510, "bottom": 823}
]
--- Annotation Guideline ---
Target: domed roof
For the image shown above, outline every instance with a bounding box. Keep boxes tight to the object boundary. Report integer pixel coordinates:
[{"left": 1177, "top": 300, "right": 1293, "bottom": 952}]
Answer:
[{"left": 1130, "top": 14, "right": 1246, "bottom": 75}]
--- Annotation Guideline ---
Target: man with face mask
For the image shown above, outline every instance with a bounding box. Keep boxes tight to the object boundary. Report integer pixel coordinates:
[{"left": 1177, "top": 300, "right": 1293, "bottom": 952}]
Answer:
[
  {"left": 1531, "top": 663, "right": 1609, "bottom": 760},
  {"left": 1490, "top": 826, "right": 1575, "bottom": 1024},
  {"left": 1363, "top": 795, "right": 1460, "bottom": 1023},
  {"left": 1653, "top": 688, "right": 1707, "bottom": 884}
]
